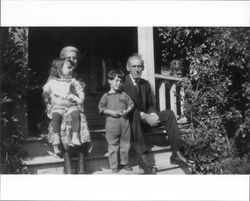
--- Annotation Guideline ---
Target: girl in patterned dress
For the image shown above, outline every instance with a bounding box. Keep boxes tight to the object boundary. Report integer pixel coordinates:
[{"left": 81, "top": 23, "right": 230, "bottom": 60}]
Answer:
[{"left": 43, "top": 58, "right": 87, "bottom": 156}]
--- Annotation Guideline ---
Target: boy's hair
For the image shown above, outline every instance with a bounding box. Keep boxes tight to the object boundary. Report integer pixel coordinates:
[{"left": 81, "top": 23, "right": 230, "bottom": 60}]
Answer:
[
  {"left": 49, "top": 58, "right": 76, "bottom": 78},
  {"left": 107, "top": 69, "right": 125, "bottom": 82}
]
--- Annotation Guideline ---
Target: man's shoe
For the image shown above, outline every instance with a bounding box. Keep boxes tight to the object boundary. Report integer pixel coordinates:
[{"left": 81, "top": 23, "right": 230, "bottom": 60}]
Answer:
[
  {"left": 112, "top": 168, "right": 119, "bottom": 173},
  {"left": 122, "top": 164, "right": 133, "bottom": 171},
  {"left": 143, "top": 166, "right": 157, "bottom": 174},
  {"left": 170, "top": 151, "right": 190, "bottom": 167}
]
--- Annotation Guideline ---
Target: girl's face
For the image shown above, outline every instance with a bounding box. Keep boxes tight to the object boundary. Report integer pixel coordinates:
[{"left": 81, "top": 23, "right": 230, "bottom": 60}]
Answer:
[
  {"left": 61, "top": 60, "right": 74, "bottom": 78},
  {"left": 108, "top": 75, "right": 123, "bottom": 92}
]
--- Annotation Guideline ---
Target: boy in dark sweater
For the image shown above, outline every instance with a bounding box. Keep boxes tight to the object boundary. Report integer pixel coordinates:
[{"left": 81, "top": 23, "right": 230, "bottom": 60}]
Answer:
[{"left": 98, "top": 70, "right": 134, "bottom": 173}]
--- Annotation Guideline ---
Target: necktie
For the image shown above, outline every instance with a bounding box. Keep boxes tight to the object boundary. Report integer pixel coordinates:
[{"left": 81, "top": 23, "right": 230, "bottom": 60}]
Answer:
[
  {"left": 135, "top": 79, "right": 140, "bottom": 94},
  {"left": 135, "top": 79, "right": 143, "bottom": 110}
]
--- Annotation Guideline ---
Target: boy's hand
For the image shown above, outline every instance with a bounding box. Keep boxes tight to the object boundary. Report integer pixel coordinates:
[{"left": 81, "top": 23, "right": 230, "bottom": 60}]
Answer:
[
  {"left": 119, "top": 110, "right": 127, "bottom": 117},
  {"left": 110, "top": 110, "right": 121, "bottom": 117}
]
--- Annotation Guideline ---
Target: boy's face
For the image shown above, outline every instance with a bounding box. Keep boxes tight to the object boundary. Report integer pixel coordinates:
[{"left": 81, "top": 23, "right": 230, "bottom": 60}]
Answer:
[{"left": 108, "top": 75, "right": 123, "bottom": 91}]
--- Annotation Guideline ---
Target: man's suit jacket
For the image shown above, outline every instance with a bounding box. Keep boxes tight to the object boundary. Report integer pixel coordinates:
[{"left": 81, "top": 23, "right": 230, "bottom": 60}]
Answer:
[
  {"left": 122, "top": 74, "right": 157, "bottom": 155},
  {"left": 123, "top": 74, "right": 157, "bottom": 114}
]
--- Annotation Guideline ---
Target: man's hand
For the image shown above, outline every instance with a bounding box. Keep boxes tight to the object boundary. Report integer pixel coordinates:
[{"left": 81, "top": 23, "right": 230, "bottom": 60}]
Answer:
[{"left": 140, "top": 112, "right": 160, "bottom": 126}]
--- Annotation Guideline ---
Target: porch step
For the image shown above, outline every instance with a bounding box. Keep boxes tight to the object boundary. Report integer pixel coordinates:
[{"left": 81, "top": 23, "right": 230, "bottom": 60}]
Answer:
[
  {"left": 23, "top": 145, "right": 189, "bottom": 174},
  {"left": 22, "top": 127, "right": 169, "bottom": 158},
  {"left": 22, "top": 127, "right": 190, "bottom": 174}
]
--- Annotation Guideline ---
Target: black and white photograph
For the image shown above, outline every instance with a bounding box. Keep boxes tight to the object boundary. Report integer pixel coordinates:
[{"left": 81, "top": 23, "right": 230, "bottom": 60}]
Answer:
[{"left": 1, "top": 1, "right": 249, "bottom": 201}]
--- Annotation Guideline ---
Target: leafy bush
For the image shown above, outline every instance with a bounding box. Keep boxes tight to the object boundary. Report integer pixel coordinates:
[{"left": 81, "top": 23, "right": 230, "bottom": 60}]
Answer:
[
  {"left": 1, "top": 27, "right": 29, "bottom": 173},
  {"left": 158, "top": 27, "right": 250, "bottom": 174}
]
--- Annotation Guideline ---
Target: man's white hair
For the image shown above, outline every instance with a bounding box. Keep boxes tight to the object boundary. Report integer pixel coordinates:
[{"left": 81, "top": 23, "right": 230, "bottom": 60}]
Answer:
[{"left": 59, "top": 46, "right": 80, "bottom": 59}]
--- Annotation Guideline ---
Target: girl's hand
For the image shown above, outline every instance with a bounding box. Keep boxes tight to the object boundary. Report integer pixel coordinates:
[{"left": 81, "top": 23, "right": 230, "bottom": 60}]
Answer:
[
  {"left": 67, "top": 94, "right": 77, "bottom": 102},
  {"left": 46, "top": 104, "right": 52, "bottom": 113},
  {"left": 67, "top": 94, "right": 83, "bottom": 104},
  {"left": 51, "top": 95, "right": 76, "bottom": 107}
]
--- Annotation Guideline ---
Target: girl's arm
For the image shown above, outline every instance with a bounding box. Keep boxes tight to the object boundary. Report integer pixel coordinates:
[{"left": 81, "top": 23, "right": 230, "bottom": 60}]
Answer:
[
  {"left": 42, "top": 80, "right": 52, "bottom": 105},
  {"left": 43, "top": 91, "right": 51, "bottom": 105},
  {"left": 70, "top": 79, "right": 85, "bottom": 104},
  {"left": 67, "top": 93, "right": 84, "bottom": 105},
  {"left": 51, "top": 94, "right": 76, "bottom": 107}
]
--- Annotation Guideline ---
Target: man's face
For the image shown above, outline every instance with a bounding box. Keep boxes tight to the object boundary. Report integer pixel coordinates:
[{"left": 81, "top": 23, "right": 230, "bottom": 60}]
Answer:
[
  {"left": 127, "top": 57, "right": 144, "bottom": 80},
  {"left": 64, "top": 51, "right": 78, "bottom": 66}
]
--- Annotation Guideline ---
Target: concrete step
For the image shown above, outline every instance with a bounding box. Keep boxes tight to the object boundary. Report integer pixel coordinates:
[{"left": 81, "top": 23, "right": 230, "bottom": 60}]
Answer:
[
  {"left": 23, "top": 145, "right": 189, "bottom": 174},
  {"left": 21, "top": 127, "right": 169, "bottom": 158},
  {"left": 22, "top": 126, "right": 189, "bottom": 174}
]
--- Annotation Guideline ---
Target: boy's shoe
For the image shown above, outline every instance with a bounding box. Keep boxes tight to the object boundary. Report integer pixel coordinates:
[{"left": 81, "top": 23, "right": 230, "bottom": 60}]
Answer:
[
  {"left": 71, "top": 132, "right": 81, "bottom": 146},
  {"left": 112, "top": 168, "right": 119, "bottom": 173},
  {"left": 122, "top": 164, "right": 133, "bottom": 171}
]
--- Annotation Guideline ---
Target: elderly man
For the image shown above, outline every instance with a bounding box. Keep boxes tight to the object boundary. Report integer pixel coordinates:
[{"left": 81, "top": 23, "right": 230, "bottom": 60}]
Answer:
[{"left": 123, "top": 54, "right": 190, "bottom": 174}]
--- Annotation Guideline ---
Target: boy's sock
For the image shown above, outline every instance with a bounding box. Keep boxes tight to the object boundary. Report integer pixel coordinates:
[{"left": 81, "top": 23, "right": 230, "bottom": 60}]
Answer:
[{"left": 71, "top": 132, "right": 81, "bottom": 145}]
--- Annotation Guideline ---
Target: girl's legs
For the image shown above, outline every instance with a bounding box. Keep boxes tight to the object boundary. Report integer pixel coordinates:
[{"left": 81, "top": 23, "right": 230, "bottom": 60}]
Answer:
[
  {"left": 70, "top": 110, "right": 81, "bottom": 145},
  {"left": 52, "top": 112, "right": 62, "bottom": 154}
]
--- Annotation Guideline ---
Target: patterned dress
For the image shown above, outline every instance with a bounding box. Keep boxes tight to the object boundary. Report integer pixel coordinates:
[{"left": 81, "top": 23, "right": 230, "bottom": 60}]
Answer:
[{"left": 43, "top": 77, "right": 92, "bottom": 152}]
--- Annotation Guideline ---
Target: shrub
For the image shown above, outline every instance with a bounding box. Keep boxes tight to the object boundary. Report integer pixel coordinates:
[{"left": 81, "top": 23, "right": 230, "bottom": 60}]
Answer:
[
  {"left": 158, "top": 27, "right": 250, "bottom": 174},
  {"left": 1, "top": 27, "right": 29, "bottom": 173}
]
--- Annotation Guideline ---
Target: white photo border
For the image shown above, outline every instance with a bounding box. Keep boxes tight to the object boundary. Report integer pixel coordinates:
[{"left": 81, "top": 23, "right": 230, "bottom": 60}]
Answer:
[{"left": 1, "top": 1, "right": 250, "bottom": 201}]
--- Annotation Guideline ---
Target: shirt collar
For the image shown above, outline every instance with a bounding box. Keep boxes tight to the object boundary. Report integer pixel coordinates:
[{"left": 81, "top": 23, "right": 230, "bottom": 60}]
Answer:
[{"left": 129, "top": 74, "right": 140, "bottom": 86}]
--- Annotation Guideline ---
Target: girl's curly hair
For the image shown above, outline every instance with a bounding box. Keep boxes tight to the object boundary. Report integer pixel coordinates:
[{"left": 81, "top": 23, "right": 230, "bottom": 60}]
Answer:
[{"left": 49, "top": 58, "right": 76, "bottom": 78}]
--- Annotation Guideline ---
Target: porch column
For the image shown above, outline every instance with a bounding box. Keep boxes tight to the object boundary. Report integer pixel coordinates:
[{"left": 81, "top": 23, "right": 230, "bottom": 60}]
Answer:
[{"left": 137, "top": 27, "right": 155, "bottom": 94}]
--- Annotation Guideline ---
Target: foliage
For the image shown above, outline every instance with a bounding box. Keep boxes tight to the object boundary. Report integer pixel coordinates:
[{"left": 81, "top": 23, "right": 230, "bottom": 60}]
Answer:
[
  {"left": 158, "top": 27, "right": 250, "bottom": 174},
  {"left": 1, "top": 27, "right": 29, "bottom": 173},
  {"left": 213, "top": 154, "right": 250, "bottom": 174}
]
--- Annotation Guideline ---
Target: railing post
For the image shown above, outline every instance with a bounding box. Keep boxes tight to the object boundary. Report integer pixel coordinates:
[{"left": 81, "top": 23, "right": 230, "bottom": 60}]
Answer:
[
  {"left": 170, "top": 82, "right": 177, "bottom": 117},
  {"left": 159, "top": 81, "right": 166, "bottom": 111}
]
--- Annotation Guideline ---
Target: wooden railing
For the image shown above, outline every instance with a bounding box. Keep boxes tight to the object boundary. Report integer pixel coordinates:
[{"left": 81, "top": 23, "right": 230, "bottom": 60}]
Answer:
[{"left": 154, "top": 73, "right": 185, "bottom": 122}]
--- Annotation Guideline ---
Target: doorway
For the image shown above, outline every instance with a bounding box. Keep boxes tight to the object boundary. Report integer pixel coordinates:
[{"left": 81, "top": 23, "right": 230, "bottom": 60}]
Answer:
[{"left": 28, "top": 27, "right": 138, "bottom": 135}]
